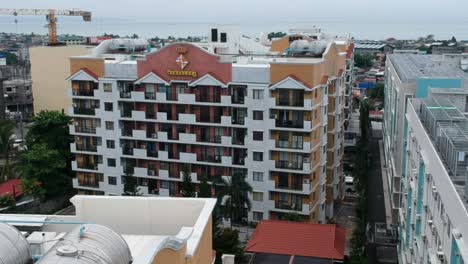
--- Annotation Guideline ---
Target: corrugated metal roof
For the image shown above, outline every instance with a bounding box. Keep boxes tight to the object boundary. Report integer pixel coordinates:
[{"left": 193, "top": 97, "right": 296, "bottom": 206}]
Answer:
[{"left": 355, "top": 43, "right": 387, "bottom": 50}]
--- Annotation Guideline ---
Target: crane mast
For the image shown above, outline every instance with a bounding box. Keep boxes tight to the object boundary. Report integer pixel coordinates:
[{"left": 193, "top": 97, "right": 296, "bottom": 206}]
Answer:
[{"left": 0, "top": 8, "right": 92, "bottom": 45}]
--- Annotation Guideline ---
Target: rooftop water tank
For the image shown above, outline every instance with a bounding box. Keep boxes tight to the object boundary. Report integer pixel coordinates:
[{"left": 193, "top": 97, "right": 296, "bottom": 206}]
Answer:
[
  {"left": 36, "top": 224, "right": 132, "bottom": 264},
  {"left": 0, "top": 222, "right": 32, "bottom": 264}
]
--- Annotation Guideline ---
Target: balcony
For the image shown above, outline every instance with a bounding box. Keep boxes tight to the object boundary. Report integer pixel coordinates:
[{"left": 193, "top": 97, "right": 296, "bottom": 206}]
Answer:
[
  {"left": 77, "top": 179, "right": 100, "bottom": 188},
  {"left": 145, "top": 92, "right": 156, "bottom": 100},
  {"left": 276, "top": 161, "right": 303, "bottom": 170},
  {"left": 199, "top": 155, "right": 222, "bottom": 164},
  {"left": 72, "top": 89, "right": 94, "bottom": 97},
  {"left": 122, "top": 147, "right": 134, "bottom": 156},
  {"left": 275, "top": 141, "right": 304, "bottom": 150},
  {"left": 277, "top": 98, "right": 303, "bottom": 107},
  {"left": 147, "top": 149, "right": 158, "bottom": 158},
  {"left": 75, "top": 143, "right": 98, "bottom": 152},
  {"left": 275, "top": 119, "right": 304, "bottom": 129},
  {"left": 274, "top": 200, "right": 302, "bottom": 211},
  {"left": 74, "top": 126, "right": 97, "bottom": 134},
  {"left": 73, "top": 108, "right": 96, "bottom": 116},
  {"left": 120, "top": 91, "right": 131, "bottom": 99},
  {"left": 77, "top": 161, "right": 99, "bottom": 171}
]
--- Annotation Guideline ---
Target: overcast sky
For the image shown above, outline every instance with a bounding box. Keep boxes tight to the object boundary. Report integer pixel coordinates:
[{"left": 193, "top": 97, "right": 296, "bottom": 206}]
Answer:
[{"left": 4, "top": 0, "right": 468, "bottom": 23}]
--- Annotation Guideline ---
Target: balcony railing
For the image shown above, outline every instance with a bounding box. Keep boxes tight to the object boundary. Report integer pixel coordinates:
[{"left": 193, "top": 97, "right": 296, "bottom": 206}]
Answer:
[
  {"left": 275, "top": 200, "right": 302, "bottom": 211},
  {"left": 200, "top": 135, "right": 222, "bottom": 144},
  {"left": 72, "top": 89, "right": 94, "bottom": 97},
  {"left": 199, "top": 155, "right": 221, "bottom": 163},
  {"left": 278, "top": 99, "right": 303, "bottom": 107},
  {"left": 275, "top": 119, "right": 303, "bottom": 128},
  {"left": 145, "top": 92, "right": 156, "bottom": 100},
  {"left": 73, "top": 108, "right": 95, "bottom": 115},
  {"left": 146, "top": 112, "right": 156, "bottom": 119},
  {"left": 276, "top": 161, "right": 303, "bottom": 170},
  {"left": 75, "top": 126, "right": 97, "bottom": 134},
  {"left": 275, "top": 141, "right": 303, "bottom": 149},
  {"left": 123, "top": 147, "right": 134, "bottom": 155},
  {"left": 147, "top": 150, "right": 158, "bottom": 158},
  {"left": 77, "top": 162, "right": 98, "bottom": 170},
  {"left": 78, "top": 180, "right": 100, "bottom": 188},
  {"left": 76, "top": 144, "right": 98, "bottom": 152},
  {"left": 120, "top": 91, "right": 131, "bottom": 98}
]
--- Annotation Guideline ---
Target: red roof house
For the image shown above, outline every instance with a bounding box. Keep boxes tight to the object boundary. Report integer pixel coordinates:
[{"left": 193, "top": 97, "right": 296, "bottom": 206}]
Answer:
[
  {"left": 246, "top": 221, "right": 346, "bottom": 263},
  {"left": 0, "top": 179, "right": 23, "bottom": 198}
]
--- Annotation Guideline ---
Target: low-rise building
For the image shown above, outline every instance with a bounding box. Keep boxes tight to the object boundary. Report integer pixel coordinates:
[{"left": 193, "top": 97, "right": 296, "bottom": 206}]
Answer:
[
  {"left": 245, "top": 220, "right": 346, "bottom": 263},
  {"left": 0, "top": 195, "right": 218, "bottom": 264}
]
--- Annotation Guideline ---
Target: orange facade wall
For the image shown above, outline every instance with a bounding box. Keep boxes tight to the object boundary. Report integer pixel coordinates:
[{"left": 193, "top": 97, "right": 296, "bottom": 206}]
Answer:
[
  {"left": 271, "top": 37, "right": 290, "bottom": 53},
  {"left": 70, "top": 58, "right": 105, "bottom": 77}
]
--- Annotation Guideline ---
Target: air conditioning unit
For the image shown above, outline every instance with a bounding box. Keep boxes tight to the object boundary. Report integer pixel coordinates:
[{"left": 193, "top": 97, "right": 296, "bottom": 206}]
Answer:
[{"left": 437, "top": 251, "right": 445, "bottom": 262}]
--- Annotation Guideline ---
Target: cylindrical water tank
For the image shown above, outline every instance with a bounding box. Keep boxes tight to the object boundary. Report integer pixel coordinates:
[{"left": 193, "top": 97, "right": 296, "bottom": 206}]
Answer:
[
  {"left": 37, "top": 224, "right": 132, "bottom": 264},
  {"left": 0, "top": 222, "right": 32, "bottom": 264}
]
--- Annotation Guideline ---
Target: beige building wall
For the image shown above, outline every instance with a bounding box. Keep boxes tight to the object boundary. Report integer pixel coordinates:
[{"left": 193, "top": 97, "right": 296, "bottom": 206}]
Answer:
[{"left": 29, "top": 46, "right": 92, "bottom": 114}]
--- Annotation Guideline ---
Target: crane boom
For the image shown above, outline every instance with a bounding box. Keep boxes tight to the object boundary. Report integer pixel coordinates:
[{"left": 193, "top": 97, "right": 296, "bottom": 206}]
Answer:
[{"left": 0, "top": 8, "right": 91, "bottom": 45}]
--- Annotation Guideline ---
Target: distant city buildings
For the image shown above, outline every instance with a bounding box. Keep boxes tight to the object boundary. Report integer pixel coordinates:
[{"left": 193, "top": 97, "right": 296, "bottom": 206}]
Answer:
[
  {"left": 0, "top": 62, "right": 33, "bottom": 120},
  {"left": 67, "top": 27, "right": 354, "bottom": 223}
]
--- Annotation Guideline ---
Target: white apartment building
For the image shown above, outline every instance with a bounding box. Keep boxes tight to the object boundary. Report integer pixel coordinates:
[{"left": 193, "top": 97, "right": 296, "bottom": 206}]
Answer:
[
  {"left": 401, "top": 96, "right": 468, "bottom": 264},
  {"left": 67, "top": 29, "right": 353, "bottom": 223}
]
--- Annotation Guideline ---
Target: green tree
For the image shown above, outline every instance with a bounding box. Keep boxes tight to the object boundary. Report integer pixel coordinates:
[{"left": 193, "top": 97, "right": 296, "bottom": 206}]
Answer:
[
  {"left": 122, "top": 173, "right": 142, "bottom": 196},
  {"left": 215, "top": 170, "right": 252, "bottom": 227},
  {"left": 26, "top": 111, "right": 72, "bottom": 154},
  {"left": 369, "top": 83, "right": 384, "bottom": 102},
  {"left": 0, "top": 194, "right": 16, "bottom": 209},
  {"left": 267, "top": 32, "right": 287, "bottom": 40},
  {"left": 213, "top": 228, "right": 245, "bottom": 264},
  {"left": 0, "top": 52, "right": 17, "bottom": 65},
  {"left": 180, "top": 165, "right": 195, "bottom": 197},
  {"left": 0, "top": 120, "right": 15, "bottom": 182},
  {"left": 451, "top": 36, "right": 457, "bottom": 43},
  {"left": 19, "top": 144, "right": 69, "bottom": 198},
  {"left": 198, "top": 176, "right": 212, "bottom": 198},
  {"left": 282, "top": 213, "right": 304, "bottom": 222},
  {"left": 354, "top": 53, "right": 373, "bottom": 69},
  {"left": 21, "top": 178, "right": 45, "bottom": 201}
]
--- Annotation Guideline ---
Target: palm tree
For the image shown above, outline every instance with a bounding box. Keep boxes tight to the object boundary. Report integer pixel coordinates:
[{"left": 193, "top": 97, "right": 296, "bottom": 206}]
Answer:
[
  {"left": 214, "top": 170, "right": 252, "bottom": 227},
  {"left": 0, "top": 120, "right": 15, "bottom": 182}
]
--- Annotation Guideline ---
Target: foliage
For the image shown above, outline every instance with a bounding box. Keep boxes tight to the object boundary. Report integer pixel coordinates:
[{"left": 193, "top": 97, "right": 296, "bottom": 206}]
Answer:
[
  {"left": 19, "top": 144, "right": 69, "bottom": 198},
  {"left": 180, "top": 165, "right": 195, "bottom": 197},
  {"left": 215, "top": 170, "right": 252, "bottom": 226},
  {"left": 282, "top": 213, "right": 304, "bottom": 222},
  {"left": 26, "top": 111, "right": 72, "bottom": 153},
  {"left": 451, "top": 36, "right": 457, "bottom": 43},
  {"left": 122, "top": 173, "right": 142, "bottom": 196},
  {"left": 214, "top": 228, "right": 245, "bottom": 264},
  {"left": 267, "top": 32, "right": 286, "bottom": 40},
  {"left": 0, "top": 194, "right": 15, "bottom": 209},
  {"left": 354, "top": 53, "right": 373, "bottom": 69},
  {"left": 198, "top": 176, "right": 212, "bottom": 198},
  {"left": 369, "top": 83, "right": 384, "bottom": 102},
  {"left": 21, "top": 178, "right": 45, "bottom": 201},
  {"left": 0, "top": 51, "right": 18, "bottom": 65},
  {"left": 0, "top": 120, "right": 15, "bottom": 182}
]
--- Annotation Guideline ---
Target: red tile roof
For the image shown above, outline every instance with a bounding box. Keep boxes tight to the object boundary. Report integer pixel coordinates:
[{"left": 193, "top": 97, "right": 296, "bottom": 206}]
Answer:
[
  {"left": 246, "top": 220, "right": 346, "bottom": 260},
  {"left": 67, "top": 67, "right": 99, "bottom": 81},
  {"left": 0, "top": 179, "right": 23, "bottom": 198}
]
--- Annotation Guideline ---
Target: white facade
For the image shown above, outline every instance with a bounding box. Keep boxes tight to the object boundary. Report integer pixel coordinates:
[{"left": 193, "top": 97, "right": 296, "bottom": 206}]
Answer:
[{"left": 400, "top": 99, "right": 468, "bottom": 264}]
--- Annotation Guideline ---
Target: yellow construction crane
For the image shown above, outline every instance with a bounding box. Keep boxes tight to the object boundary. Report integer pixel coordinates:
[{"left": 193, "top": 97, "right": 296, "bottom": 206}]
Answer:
[{"left": 0, "top": 8, "right": 91, "bottom": 45}]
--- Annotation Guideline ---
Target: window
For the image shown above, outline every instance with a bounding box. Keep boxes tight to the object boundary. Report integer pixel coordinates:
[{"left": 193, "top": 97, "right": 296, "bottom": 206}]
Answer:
[
  {"left": 105, "top": 121, "right": 114, "bottom": 130},
  {"left": 253, "top": 172, "right": 264, "bottom": 182},
  {"left": 176, "top": 84, "right": 186, "bottom": 94},
  {"left": 253, "top": 151, "right": 263, "bottom": 161},
  {"left": 211, "top": 28, "right": 218, "bottom": 42},
  {"left": 253, "top": 110, "right": 263, "bottom": 120},
  {"left": 253, "top": 90, "right": 264, "bottom": 100},
  {"left": 253, "top": 131, "right": 263, "bottom": 141},
  {"left": 220, "top": 32, "right": 227, "bottom": 43},
  {"left": 103, "top": 83, "right": 112, "bottom": 92},
  {"left": 104, "top": 102, "right": 113, "bottom": 111},
  {"left": 253, "top": 192, "right": 263, "bottom": 201},
  {"left": 106, "top": 140, "right": 115, "bottom": 149},
  {"left": 108, "top": 176, "right": 117, "bottom": 185},
  {"left": 253, "top": 211, "right": 263, "bottom": 221},
  {"left": 108, "top": 158, "right": 116, "bottom": 167}
]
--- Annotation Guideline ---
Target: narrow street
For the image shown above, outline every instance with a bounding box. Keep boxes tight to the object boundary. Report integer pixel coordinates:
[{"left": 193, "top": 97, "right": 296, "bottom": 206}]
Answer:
[{"left": 367, "top": 137, "right": 387, "bottom": 263}]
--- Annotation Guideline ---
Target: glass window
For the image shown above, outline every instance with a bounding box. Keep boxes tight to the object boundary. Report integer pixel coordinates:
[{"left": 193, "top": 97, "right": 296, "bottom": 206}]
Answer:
[
  {"left": 253, "top": 172, "right": 263, "bottom": 182},
  {"left": 105, "top": 121, "right": 114, "bottom": 130},
  {"left": 253, "top": 131, "right": 263, "bottom": 141},
  {"left": 253, "top": 192, "right": 263, "bottom": 201},
  {"left": 106, "top": 140, "right": 115, "bottom": 149},
  {"left": 108, "top": 176, "right": 117, "bottom": 185},
  {"left": 104, "top": 102, "right": 113, "bottom": 111},
  {"left": 253, "top": 151, "right": 263, "bottom": 161},
  {"left": 253, "top": 110, "right": 263, "bottom": 120},
  {"left": 108, "top": 158, "right": 116, "bottom": 167},
  {"left": 253, "top": 90, "right": 264, "bottom": 100},
  {"left": 103, "top": 83, "right": 112, "bottom": 92},
  {"left": 253, "top": 211, "right": 263, "bottom": 221}
]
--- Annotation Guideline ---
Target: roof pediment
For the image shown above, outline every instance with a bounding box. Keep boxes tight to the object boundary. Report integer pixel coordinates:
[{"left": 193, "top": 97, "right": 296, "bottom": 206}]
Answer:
[
  {"left": 66, "top": 68, "right": 98, "bottom": 82},
  {"left": 270, "top": 75, "right": 311, "bottom": 91},
  {"left": 135, "top": 72, "right": 169, "bottom": 85},
  {"left": 189, "top": 73, "right": 227, "bottom": 88}
]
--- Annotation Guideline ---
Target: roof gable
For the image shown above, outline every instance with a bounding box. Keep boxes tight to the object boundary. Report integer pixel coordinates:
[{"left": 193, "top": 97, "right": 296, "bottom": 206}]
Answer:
[
  {"left": 66, "top": 68, "right": 99, "bottom": 82},
  {"left": 135, "top": 71, "right": 169, "bottom": 85},
  {"left": 270, "top": 75, "right": 311, "bottom": 91},
  {"left": 189, "top": 73, "right": 227, "bottom": 88}
]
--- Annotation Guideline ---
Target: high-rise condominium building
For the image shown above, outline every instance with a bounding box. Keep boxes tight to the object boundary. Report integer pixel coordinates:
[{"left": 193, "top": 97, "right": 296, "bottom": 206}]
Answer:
[{"left": 68, "top": 27, "right": 353, "bottom": 223}]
